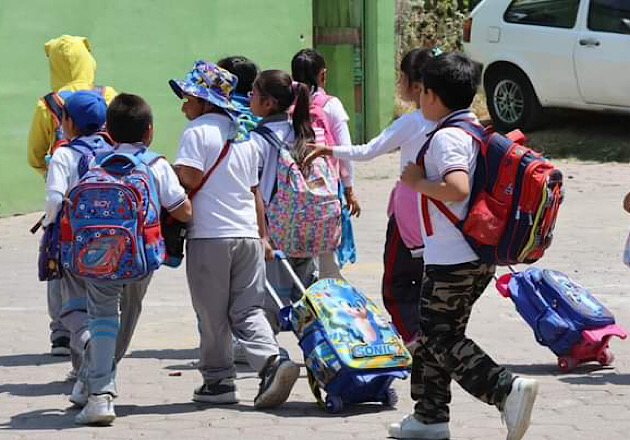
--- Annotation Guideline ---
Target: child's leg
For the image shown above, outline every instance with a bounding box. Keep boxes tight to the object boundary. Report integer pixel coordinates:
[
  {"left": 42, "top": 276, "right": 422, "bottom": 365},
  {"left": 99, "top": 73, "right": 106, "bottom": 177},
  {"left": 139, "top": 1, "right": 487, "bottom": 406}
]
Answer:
[
  {"left": 115, "top": 274, "right": 152, "bottom": 363},
  {"left": 47, "top": 279, "right": 70, "bottom": 352},
  {"left": 318, "top": 252, "right": 344, "bottom": 280},
  {"left": 229, "top": 239, "right": 279, "bottom": 371},
  {"left": 60, "top": 272, "right": 91, "bottom": 371},
  {"left": 382, "top": 216, "right": 423, "bottom": 343},
  {"left": 412, "top": 261, "right": 514, "bottom": 424},
  {"left": 186, "top": 239, "right": 235, "bottom": 381},
  {"left": 84, "top": 281, "right": 123, "bottom": 396}
]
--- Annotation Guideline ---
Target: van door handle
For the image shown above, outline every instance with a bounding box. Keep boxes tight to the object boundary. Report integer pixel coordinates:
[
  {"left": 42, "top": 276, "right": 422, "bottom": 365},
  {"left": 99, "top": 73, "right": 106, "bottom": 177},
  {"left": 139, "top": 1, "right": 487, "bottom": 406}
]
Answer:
[{"left": 579, "top": 38, "right": 600, "bottom": 47}]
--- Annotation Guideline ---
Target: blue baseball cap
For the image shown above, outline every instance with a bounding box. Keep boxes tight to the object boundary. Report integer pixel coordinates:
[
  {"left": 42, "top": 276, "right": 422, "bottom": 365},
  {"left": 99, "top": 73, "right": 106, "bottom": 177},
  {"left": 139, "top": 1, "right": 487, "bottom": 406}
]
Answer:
[{"left": 64, "top": 90, "right": 107, "bottom": 131}]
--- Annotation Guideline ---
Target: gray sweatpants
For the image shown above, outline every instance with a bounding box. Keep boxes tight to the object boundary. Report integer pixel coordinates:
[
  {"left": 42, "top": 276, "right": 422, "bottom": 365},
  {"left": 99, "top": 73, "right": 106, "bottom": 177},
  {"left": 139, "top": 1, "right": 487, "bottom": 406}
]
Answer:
[
  {"left": 186, "top": 238, "right": 279, "bottom": 382},
  {"left": 48, "top": 279, "right": 69, "bottom": 342},
  {"left": 61, "top": 272, "right": 151, "bottom": 371}
]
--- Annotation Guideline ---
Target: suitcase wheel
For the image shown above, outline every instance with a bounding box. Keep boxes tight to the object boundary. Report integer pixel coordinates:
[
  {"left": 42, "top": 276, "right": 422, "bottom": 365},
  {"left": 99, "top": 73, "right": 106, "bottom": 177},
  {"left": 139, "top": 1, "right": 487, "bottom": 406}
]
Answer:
[
  {"left": 558, "top": 356, "right": 578, "bottom": 372},
  {"left": 597, "top": 349, "right": 615, "bottom": 366},
  {"left": 325, "top": 394, "right": 343, "bottom": 413},
  {"left": 382, "top": 388, "right": 398, "bottom": 407}
]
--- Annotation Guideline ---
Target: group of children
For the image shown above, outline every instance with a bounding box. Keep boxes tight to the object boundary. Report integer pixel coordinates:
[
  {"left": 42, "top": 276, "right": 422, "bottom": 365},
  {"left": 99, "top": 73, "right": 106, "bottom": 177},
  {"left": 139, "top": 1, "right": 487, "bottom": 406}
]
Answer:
[{"left": 29, "top": 34, "right": 538, "bottom": 440}]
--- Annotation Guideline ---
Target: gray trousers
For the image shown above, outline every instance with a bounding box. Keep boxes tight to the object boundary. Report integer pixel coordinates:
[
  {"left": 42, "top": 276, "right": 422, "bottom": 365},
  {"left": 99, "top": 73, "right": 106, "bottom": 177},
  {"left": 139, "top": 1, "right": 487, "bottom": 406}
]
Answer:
[
  {"left": 61, "top": 272, "right": 150, "bottom": 371},
  {"left": 47, "top": 279, "right": 69, "bottom": 342},
  {"left": 186, "top": 238, "right": 279, "bottom": 382}
]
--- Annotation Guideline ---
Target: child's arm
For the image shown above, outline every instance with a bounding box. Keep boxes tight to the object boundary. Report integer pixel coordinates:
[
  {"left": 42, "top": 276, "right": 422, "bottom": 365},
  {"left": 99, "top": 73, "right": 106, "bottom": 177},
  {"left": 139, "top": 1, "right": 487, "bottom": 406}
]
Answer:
[
  {"left": 252, "top": 185, "right": 273, "bottom": 261},
  {"left": 401, "top": 163, "right": 470, "bottom": 202},
  {"left": 174, "top": 165, "right": 203, "bottom": 193},
  {"left": 169, "top": 198, "right": 192, "bottom": 223},
  {"left": 624, "top": 191, "right": 630, "bottom": 213}
]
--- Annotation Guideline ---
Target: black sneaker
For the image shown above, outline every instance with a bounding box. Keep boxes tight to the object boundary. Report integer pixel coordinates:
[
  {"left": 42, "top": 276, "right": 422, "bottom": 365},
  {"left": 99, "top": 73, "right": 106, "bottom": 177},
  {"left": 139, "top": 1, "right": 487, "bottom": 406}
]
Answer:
[
  {"left": 253, "top": 355, "right": 299, "bottom": 409},
  {"left": 192, "top": 378, "right": 239, "bottom": 404},
  {"left": 51, "top": 336, "right": 71, "bottom": 357}
]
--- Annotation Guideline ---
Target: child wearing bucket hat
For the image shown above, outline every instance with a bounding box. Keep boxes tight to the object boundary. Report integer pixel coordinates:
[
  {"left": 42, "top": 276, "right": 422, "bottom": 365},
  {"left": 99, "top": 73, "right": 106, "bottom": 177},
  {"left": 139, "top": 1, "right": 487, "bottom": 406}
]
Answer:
[{"left": 171, "top": 60, "right": 299, "bottom": 408}]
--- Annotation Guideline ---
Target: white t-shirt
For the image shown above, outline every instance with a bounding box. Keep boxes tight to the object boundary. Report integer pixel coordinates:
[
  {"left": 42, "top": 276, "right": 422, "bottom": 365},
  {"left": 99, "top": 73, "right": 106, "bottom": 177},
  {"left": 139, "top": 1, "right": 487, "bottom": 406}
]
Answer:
[
  {"left": 174, "top": 113, "right": 259, "bottom": 239},
  {"left": 420, "top": 110, "right": 480, "bottom": 265},
  {"left": 333, "top": 109, "right": 434, "bottom": 172},
  {"left": 44, "top": 134, "right": 106, "bottom": 225},
  {"left": 318, "top": 90, "right": 354, "bottom": 187},
  {"left": 248, "top": 119, "right": 295, "bottom": 205}
]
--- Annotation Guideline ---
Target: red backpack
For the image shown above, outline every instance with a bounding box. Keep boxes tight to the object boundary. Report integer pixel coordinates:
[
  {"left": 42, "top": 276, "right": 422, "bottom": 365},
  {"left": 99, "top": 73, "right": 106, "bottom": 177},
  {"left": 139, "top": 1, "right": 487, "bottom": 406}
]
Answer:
[{"left": 417, "top": 117, "right": 563, "bottom": 266}]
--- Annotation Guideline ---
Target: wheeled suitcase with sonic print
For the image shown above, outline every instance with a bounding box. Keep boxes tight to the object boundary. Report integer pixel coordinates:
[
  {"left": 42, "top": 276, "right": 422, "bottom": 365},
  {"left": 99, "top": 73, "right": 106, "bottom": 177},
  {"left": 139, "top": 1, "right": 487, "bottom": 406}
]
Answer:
[{"left": 267, "top": 252, "right": 412, "bottom": 413}]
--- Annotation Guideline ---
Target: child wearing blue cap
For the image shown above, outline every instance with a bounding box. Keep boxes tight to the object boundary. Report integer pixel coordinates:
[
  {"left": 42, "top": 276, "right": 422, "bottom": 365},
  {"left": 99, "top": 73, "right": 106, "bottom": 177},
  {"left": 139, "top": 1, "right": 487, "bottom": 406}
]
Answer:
[
  {"left": 171, "top": 60, "right": 299, "bottom": 409},
  {"left": 44, "top": 90, "right": 113, "bottom": 380}
]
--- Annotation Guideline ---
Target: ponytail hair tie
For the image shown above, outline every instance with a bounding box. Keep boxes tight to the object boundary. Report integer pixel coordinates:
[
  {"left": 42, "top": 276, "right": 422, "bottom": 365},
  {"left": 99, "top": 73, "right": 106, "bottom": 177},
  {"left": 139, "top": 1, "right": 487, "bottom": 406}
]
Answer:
[{"left": 431, "top": 47, "right": 443, "bottom": 57}]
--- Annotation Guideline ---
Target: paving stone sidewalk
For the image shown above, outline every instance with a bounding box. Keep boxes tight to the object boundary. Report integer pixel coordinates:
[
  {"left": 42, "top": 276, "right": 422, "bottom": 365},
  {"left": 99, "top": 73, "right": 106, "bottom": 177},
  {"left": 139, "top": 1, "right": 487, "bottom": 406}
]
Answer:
[{"left": 1, "top": 154, "right": 629, "bottom": 440}]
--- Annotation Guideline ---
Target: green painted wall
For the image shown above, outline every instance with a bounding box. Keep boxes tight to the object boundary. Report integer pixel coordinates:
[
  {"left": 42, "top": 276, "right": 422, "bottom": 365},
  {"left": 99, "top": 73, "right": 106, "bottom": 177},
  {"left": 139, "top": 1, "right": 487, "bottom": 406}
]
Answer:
[
  {"left": 0, "top": 0, "right": 312, "bottom": 216},
  {"left": 364, "top": 0, "right": 395, "bottom": 140}
]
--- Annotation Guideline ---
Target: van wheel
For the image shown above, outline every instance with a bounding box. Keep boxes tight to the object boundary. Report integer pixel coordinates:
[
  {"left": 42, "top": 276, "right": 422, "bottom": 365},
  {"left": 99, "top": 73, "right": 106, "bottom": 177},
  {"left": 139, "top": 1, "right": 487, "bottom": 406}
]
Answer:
[{"left": 486, "top": 67, "right": 543, "bottom": 132}]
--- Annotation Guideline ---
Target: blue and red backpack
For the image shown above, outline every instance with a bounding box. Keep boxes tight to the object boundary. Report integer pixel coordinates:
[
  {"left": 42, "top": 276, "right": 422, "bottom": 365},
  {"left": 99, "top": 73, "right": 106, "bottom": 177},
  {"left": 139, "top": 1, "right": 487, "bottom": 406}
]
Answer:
[
  {"left": 60, "top": 149, "right": 165, "bottom": 283},
  {"left": 417, "top": 116, "right": 563, "bottom": 265}
]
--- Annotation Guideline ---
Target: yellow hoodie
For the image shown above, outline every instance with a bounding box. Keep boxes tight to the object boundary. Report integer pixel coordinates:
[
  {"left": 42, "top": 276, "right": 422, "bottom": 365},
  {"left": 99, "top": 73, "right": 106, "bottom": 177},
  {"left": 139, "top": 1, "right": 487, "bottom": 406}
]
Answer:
[{"left": 27, "top": 35, "right": 117, "bottom": 175}]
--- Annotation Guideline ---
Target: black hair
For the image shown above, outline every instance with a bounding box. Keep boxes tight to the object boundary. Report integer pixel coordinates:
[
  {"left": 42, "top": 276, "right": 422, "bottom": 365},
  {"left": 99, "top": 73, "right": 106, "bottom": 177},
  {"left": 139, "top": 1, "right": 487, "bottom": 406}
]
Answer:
[
  {"left": 421, "top": 52, "right": 483, "bottom": 111},
  {"left": 217, "top": 56, "right": 259, "bottom": 95},
  {"left": 106, "top": 93, "right": 153, "bottom": 144},
  {"left": 400, "top": 48, "right": 435, "bottom": 83},
  {"left": 291, "top": 48, "right": 326, "bottom": 92},
  {"left": 254, "top": 70, "right": 314, "bottom": 164}
]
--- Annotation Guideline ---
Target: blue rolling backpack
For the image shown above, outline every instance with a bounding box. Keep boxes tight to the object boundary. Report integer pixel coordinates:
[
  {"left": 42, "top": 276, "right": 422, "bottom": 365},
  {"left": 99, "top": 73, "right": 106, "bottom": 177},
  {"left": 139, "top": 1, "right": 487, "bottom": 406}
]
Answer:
[
  {"left": 497, "top": 267, "right": 627, "bottom": 370},
  {"left": 267, "top": 252, "right": 412, "bottom": 413}
]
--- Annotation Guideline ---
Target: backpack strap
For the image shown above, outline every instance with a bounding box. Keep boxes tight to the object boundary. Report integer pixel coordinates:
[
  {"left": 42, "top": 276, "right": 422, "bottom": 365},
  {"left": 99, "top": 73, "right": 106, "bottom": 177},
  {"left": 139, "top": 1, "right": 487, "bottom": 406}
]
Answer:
[
  {"left": 311, "top": 93, "right": 333, "bottom": 108},
  {"left": 188, "top": 140, "right": 231, "bottom": 199},
  {"left": 42, "top": 92, "right": 65, "bottom": 126},
  {"left": 253, "top": 125, "right": 286, "bottom": 150}
]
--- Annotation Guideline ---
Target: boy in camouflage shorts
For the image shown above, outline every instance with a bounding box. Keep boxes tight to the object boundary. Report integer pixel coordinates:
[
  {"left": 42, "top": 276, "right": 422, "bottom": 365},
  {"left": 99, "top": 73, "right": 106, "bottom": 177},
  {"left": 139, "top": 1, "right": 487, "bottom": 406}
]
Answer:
[{"left": 390, "top": 52, "right": 538, "bottom": 440}]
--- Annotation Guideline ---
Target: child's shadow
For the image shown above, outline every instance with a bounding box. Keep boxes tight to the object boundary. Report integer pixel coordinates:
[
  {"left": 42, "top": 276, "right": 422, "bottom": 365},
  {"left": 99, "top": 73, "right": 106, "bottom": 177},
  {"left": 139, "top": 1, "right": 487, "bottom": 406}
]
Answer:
[
  {"left": 0, "top": 353, "right": 68, "bottom": 367},
  {"left": 0, "top": 381, "right": 70, "bottom": 397}
]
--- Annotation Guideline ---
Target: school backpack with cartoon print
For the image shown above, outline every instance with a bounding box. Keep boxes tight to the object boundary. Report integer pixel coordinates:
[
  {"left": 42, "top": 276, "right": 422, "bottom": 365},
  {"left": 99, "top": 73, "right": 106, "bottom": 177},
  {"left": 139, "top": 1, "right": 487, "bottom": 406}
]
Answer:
[
  {"left": 37, "top": 135, "right": 113, "bottom": 282},
  {"left": 254, "top": 126, "right": 341, "bottom": 258},
  {"left": 42, "top": 87, "right": 110, "bottom": 157},
  {"left": 60, "top": 150, "right": 165, "bottom": 283},
  {"left": 418, "top": 115, "right": 563, "bottom": 266}
]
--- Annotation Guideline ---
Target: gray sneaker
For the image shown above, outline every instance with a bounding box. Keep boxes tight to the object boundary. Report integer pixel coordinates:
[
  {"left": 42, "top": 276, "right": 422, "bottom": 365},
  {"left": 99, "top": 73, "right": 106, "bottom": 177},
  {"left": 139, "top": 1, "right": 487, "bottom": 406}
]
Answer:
[
  {"left": 502, "top": 377, "right": 539, "bottom": 440},
  {"left": 253, "top": 355, "right": 299, "bottom": 409},
  {"left": 75, "top": 394, "right": 116, "bottom": 426}
]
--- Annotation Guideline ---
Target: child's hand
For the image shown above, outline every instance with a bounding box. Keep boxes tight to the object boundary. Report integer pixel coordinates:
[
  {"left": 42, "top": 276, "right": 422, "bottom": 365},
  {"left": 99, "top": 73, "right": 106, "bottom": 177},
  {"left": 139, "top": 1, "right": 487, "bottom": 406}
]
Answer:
[
  {"left": 401, "top": 162, "right": 426, "bottom": 190},
  {"left": 344, "top": 187, "right": 361, "bottom": 217},
  {"left": 302, "top": 143, "right": 332, "bottom": 167},
  {"left": 262, "top": 237, "right": 274, "bottom": 261}
]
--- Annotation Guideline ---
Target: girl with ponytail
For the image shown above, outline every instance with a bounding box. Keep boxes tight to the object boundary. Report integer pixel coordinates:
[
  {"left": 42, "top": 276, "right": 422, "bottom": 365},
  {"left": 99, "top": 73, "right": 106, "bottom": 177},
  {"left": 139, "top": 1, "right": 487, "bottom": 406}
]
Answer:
[
  {"left": 303, "top": 47, "right": 439, "bottom": 347},
  {"left": 247, "top": 69, "right": 343, "bottom": 308}
]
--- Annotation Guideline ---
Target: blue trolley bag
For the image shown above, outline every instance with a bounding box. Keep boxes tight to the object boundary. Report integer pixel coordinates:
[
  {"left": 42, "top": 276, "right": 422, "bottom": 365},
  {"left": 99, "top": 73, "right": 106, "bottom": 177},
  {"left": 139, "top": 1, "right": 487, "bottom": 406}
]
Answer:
[
  {"left": 267, "top": 251, "right": 412, "bottom": 413},
  {"left": 497, "top": 267, "right": 626, "bottom": 370}
]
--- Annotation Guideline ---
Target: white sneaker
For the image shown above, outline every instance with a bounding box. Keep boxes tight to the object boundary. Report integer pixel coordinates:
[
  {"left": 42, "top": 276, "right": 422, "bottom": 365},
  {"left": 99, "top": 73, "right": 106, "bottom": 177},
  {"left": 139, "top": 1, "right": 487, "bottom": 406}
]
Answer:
[
  {"left": 75, "top": 394, "right": 116, "bottom": 426},
  {"left": 502, "top": 378, "right": 539, "bottom": 440},
  {"left": 69, "top": 380, "right": 88, "bottom": 407},
  {"left": 388, "top": 414, "right": 450, "bottom": 439}
]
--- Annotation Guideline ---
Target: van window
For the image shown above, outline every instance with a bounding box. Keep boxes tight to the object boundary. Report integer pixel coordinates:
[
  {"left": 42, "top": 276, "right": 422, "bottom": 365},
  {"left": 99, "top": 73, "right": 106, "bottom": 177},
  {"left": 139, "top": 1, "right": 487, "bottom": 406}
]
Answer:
[
  {"left": 504, "top": 0, "right": 580, "bottom": 28},
  {"left": 588, "top": 0, "right": 630, "bottom": 34}
]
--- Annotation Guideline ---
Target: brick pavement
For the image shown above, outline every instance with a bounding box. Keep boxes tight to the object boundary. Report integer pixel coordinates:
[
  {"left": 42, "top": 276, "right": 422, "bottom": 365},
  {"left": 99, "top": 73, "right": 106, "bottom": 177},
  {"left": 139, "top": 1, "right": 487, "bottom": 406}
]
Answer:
[{"left": 1, "top": 154, "right": 629, "bottom": 439}]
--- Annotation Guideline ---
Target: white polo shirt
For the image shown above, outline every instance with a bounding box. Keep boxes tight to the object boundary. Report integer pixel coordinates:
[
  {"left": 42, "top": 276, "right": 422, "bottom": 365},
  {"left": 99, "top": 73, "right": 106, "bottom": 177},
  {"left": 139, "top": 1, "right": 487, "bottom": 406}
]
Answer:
[
  {"left": 174, "top": 113, "right": 259, "bottom": 239},
  {"left": 420, "top": 110, "right": 480, "bottom": 265}
]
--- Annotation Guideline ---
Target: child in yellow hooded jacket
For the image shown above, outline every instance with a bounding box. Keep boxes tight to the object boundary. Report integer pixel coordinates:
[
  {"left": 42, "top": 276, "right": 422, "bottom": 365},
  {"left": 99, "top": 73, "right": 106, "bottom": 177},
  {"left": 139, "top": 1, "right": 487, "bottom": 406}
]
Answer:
[{"left": 27, "top": 34, "right": 117, "bottom": 175}]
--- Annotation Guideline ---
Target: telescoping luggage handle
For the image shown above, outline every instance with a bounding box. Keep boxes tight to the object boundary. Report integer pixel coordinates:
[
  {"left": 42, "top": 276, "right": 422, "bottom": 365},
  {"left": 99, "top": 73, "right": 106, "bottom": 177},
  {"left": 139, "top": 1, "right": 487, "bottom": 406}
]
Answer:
[{"left": 264, "top": 250, "right": 308, "bottom": 310}]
